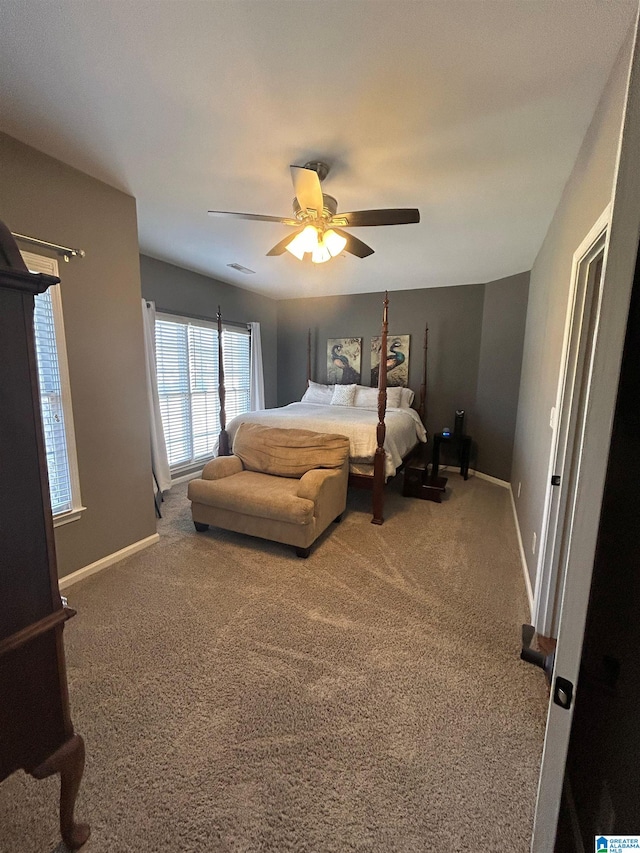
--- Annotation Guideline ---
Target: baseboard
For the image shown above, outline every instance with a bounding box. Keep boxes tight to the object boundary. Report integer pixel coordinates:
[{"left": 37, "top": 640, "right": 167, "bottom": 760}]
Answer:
[
  {"left": 509, "top": 484, "right": 534, "bottom": 619},
  {"left": 474, "top": 470, "right": 510, "bottom": 489},
  {"left": 58, "top": 533, "right": 160, "bottom": 591},
  {"left": 438, "top": 465, "right": 510, "bottom": 489}
]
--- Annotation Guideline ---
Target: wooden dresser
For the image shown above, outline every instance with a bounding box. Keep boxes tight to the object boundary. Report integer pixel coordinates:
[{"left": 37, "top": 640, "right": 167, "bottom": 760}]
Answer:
[{"left": 0, "top": 220, "right": 89, "bottom": 848}]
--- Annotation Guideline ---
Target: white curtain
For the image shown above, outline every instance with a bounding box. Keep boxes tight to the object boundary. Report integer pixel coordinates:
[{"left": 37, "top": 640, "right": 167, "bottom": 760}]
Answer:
[
  {"left": 249, "top": 321, "right": 265, "bottom": 411},
  {"left": 142, "top": 299, "right": 171, "bottom": 492}
]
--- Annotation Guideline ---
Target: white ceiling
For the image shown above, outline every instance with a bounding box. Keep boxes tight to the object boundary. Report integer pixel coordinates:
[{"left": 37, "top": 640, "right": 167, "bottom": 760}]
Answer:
[{"left": 0, "top": 1, "right": 636, "bottom": 299}]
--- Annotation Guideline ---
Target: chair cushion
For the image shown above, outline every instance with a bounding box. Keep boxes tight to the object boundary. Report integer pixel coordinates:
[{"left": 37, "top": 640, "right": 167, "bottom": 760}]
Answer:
[
  {"left": 188, "top": 471, "right": 315, "bottom": 525},
  {"left": 232, "top": 423, "right": 349, "bottom": 478}
]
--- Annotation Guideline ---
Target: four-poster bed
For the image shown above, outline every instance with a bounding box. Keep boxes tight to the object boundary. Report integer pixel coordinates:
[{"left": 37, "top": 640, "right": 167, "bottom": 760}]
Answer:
[{"left": 216, "top": 293, "right": 428, "bottom": 524}]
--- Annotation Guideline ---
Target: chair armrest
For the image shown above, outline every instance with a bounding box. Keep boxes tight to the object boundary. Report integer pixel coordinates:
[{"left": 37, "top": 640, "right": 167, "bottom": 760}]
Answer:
[
  {"left": 201, "top": 455, "right": 243, "bottom": 480},
  {"left": 297, "top": 467, "right": 343, "bottom": 501}
]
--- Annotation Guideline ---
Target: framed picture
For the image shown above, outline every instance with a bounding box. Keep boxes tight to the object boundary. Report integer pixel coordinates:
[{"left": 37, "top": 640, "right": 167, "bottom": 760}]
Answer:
[
  {"left": 371, "top": 334, "right": 410, "bottom": 387},
  {"left": 327, "top": 337, "right": 362, "bottom": 384}
]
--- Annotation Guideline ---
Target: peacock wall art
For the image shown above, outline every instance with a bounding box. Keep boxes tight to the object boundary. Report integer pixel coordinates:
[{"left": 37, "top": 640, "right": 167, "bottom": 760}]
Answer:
[
  {"left": 370, "top": 334, "right": 410, "bottom": 387},
  {"left": 326, "top": 338, "right": 362, "bottom": 385}
]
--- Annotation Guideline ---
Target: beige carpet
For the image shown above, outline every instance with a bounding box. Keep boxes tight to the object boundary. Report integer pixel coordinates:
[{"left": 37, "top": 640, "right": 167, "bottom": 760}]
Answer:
[{"left": 0, "top": 473, "right": 548, "bottom": 853}]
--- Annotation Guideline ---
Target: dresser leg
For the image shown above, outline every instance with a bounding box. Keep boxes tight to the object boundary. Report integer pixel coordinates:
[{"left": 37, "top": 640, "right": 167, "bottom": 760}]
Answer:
[{"left": 32, "top": 733, "right": 90, "bottom": 849}]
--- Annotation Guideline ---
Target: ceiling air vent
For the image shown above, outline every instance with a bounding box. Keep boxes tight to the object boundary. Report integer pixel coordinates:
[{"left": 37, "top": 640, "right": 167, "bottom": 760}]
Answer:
[{"left": 227, "top": 263, "right": 255, "bottom": 274}]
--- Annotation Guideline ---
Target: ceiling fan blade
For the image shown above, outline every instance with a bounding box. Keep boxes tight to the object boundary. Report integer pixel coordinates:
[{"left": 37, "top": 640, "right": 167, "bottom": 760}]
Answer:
[
  {"left": 290, "top": 165, "right": 324, "bottom": 216},
  {"left": 333, "top": 228, "right": 375, "bottom": 258},
  {"left": 208, "top": 210, "right": 298, "bottom": 226},
  {"left": 266, "top": 227, "right": 304, "bottom": 256},
  {"left": 332, "top": 209, "right": 420, "bottom": 227}
]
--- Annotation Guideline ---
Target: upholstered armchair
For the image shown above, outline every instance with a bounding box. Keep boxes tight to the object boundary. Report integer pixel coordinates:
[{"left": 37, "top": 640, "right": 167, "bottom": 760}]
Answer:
[{"left": 187, "top": 423, "right": 350, "bottom": 557}]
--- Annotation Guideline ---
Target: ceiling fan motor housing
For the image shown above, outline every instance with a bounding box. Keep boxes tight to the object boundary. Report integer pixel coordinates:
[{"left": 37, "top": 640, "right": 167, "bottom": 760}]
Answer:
[
  {"left": 293, "top": 193, "right": 338, "bottom": 223},
  {"left": 303, "top": 160, "right": 330, "bottom": 182}
]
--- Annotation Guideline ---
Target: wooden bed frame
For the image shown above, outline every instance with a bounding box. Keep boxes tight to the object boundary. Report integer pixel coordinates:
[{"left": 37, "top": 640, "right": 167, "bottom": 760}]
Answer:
[{"left": 216, "top": 292, "right": 428, "bottom": 525}]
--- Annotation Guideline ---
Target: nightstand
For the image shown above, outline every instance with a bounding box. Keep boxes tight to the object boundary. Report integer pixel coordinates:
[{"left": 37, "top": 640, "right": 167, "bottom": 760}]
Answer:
[{"left": 432, "top": 432, "right": 472, "bottom": 480}]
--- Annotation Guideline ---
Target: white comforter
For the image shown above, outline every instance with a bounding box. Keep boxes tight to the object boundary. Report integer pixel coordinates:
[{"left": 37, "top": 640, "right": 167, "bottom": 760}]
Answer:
[{"left": 226, "top": 403, "right": 427, "bottom": 478}]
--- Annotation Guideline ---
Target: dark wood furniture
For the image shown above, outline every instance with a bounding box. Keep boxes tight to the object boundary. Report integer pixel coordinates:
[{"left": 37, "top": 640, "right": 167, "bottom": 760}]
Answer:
[
  {"left": 432, "top": 431, "right": 472, "bottom": 480},
  {"left": 403, "top": 432, "right": 472, "bottom": 503},
  {"left": 402, "top": 444, "right": 447, "bottom": 503},
  {"left": 0, "top": 220, "right": 89, "bottom": 849}
]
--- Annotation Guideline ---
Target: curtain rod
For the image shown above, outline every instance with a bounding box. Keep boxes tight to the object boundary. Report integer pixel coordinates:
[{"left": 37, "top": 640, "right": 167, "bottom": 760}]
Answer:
[
  {"left": 152, "top": 304, "right": 249, "bottom": 330},
  {"left": 12, "top": 232, "right": 85, "bottom": 262}
]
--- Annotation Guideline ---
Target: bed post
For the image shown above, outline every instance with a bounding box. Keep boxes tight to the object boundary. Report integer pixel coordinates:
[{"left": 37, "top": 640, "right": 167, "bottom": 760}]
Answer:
[
  {"left": 418, "top": 323, "right": 428, "bottom": 430},
  {"left": 217, "top": 306, "right": 230, "bottom": 456},
  {"left": 307, "top": 328, "right": 311, "bottom": 387},
  {"left": 372, "top": 291, "right": 389, "bottom": 525}
]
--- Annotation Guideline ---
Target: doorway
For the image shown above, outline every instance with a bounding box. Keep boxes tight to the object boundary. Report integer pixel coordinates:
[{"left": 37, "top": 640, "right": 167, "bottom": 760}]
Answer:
[{"left": 533, "top": 208, "right": 609, "bottom": 639}]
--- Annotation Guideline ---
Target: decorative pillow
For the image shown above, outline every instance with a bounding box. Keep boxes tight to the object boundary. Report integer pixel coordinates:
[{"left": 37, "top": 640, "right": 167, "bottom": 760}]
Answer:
[
  {"left": 399, "top": 387, "right": 415, "bottom": 408},
  {"left": 353, "top": 386, "right": 379, "bottom": 407},
  {"left": 330, "top": 384, "right": 357, "bottom": 407},
  {"left": 301, "top": 380, "right": 334, "bottom": 405},
  {"left": 386, "top": 387, "right": 403, "bottom": 408}
]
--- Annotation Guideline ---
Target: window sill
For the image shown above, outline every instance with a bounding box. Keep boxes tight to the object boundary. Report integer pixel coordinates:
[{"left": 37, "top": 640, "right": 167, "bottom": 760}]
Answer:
[
  {"left": 53, "top": 506, "right": 86, "bottom": 528},
  {"left": 170, "top": 458, "right": 215, "bottom": 479}
]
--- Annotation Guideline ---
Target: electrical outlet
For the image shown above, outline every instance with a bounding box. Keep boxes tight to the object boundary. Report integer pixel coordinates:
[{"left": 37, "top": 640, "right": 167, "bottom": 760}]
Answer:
[
  {"left": 532, "top": 531, "right": 537, "bottom": 554},
  {"left": 517, "top": 482, "right": 522, "bottom": 499}
]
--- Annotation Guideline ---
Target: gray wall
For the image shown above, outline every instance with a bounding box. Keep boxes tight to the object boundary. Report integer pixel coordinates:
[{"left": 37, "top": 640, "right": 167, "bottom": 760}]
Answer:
[
  {"left": 139, "top": 255, "right": 278, "bottom": 409},
  {"left": 277, "top": 279, "right": 529, "bottom": 480},
  {"left": 511, "top": 32, "right": 633, "bottom": 590},
  {"left": 475, "top": 272, "right": 530, "bottom": 482},
  {"left": 0, "top": 132, "right": 155, "bottom": 578}
]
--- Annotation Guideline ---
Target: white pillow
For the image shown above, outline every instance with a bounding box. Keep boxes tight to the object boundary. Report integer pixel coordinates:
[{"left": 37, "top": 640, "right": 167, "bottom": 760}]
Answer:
[
  {"left": 330, "top": 384, "right": 357, "bottom": 407},
  {"left": 301, "top": 380, "right": 334, "bottom": 405},
  {"left": 386, "top": 387, "right": 403, "bottom": 408},
  {"left": 352, "top": 385, "right": 408, "bottom": 408},
  {"left": 353, "top": 386, "right": 379, "bottom": 407},
  {"left": 400, "top": 387, "right": 415, "bottom": 408}
]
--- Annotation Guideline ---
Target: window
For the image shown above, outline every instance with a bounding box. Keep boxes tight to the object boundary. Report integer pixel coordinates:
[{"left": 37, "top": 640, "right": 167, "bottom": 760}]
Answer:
[
  {"left": 24, "top": 252, "right": 83, "bottom": 525},
  {"left": 155, "top": 312, "right": 251, "bottom": 471}
]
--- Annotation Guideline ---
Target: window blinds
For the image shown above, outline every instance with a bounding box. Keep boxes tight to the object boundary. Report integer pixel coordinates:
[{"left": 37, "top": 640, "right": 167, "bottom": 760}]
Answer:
[
  {"left": 33, "top": 288, "right": 73, "bottom": 514},
  {"left": 155, "top": 313, "right": 251, "bottom": 470}
]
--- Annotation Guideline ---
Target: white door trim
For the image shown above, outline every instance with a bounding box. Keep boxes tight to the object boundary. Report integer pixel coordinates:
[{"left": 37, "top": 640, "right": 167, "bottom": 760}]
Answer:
[
  {"left": 532, "top": 7, "right": 640, "bottom": 847},
  {"left": 532, "top": 204, "right": 611, "bottom": 637}
]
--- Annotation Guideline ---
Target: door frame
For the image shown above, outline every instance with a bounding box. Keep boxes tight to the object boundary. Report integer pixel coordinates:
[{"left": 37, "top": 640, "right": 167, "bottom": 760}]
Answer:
[
  {"left": 532, "top": 204, "right": 611, "bottom": 638},
  {"left": 532, "top": 7, "right": 640, "bottom": 847}
]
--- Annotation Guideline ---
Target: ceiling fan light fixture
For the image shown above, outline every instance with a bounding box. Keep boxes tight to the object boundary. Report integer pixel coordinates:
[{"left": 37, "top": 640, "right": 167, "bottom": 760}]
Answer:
[
  {"left": 285, "top": 224, "right": 318, "bottom": 260},
  {"left": 311, "top": 240, "right": 332, "bottom": 264},
  {"left": 323, "top": 229, "right": 347, "bottom": 257}
]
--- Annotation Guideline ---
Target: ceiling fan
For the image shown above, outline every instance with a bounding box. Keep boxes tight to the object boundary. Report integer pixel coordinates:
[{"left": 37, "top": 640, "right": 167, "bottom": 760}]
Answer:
[{"left": 207, "top": 161, "right": 420, "bottom": 264}]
